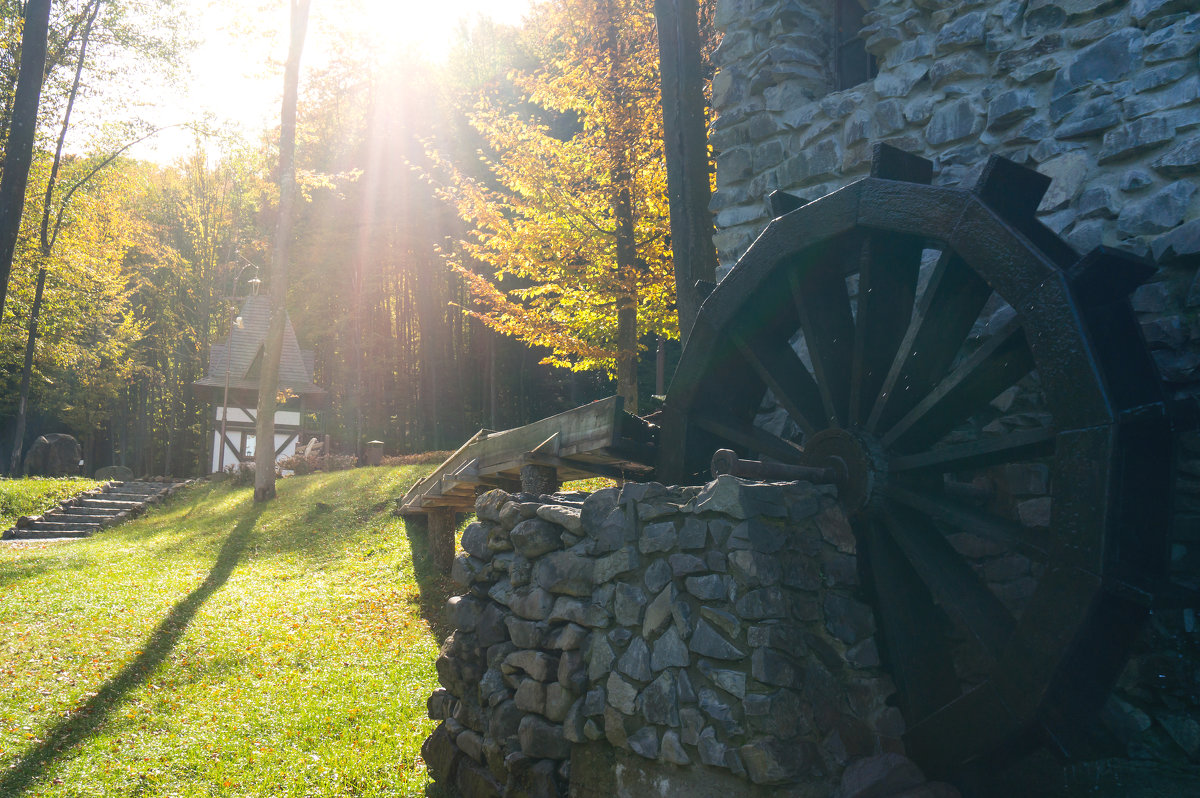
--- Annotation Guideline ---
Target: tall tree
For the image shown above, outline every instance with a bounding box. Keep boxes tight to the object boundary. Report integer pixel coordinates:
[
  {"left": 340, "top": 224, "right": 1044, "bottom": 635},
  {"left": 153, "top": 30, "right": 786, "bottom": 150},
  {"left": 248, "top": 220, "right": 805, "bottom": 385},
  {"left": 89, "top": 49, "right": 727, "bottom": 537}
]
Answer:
[
  {"left": 255, "top": 0, "right": 311, "bottom": 502},
  {"left": 9, "top": 0, "right": 104, "bottom": 475},
  {"left": 0, "top": 0, "right": 51, "bottom": 320},
  {"left": 431, "top": 0, "right": 676, "bottom": 413}
]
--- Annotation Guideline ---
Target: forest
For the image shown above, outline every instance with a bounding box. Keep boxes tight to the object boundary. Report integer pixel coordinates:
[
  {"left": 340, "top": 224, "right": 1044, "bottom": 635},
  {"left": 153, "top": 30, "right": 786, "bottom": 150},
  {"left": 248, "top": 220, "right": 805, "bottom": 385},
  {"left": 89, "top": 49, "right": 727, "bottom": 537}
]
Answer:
[{"left": 0, "top": 0, "right": 715, "bottom": 478}]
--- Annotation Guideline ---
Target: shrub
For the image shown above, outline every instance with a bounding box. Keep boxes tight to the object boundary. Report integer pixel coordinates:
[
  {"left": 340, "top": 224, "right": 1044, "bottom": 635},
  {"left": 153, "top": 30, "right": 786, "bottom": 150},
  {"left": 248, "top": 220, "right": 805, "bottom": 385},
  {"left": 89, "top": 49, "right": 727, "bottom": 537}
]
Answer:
[
  {"left": 379, "top": 451, "right": 454, "bottom": 466},
  {"left": 223, "top": 463, "right": 260, "bottom": 486},
  {"left": 276, "top": 453, "right": 358, "bottom": 475}
]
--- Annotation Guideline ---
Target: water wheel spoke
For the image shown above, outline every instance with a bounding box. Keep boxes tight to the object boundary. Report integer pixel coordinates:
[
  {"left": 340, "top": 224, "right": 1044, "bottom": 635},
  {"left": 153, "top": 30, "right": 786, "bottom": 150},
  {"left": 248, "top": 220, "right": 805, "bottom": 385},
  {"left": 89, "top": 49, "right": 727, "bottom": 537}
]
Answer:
[
  {"left": 881, "top": 507, "right": 1017, "bottom": 662},
  {"left": 862, "top": 519, "right": 961, "bottom": 723},
  {"left": 788, "top": 253, "right": 854, "bottom": 427},
  {"left": 732, "top": 331, "right": 824, "bottom": 439},
  {"left": 693, "top": 413, "right": 806, "bottom": 464},
  {"left": 881, "top": 317, "right": 1033, "bottom": 453},
  {"left": 867, "top": 250, "right": 993, "bottom": 434},
  {"left": 850, "top": 231, "right": 922, "bottom": 426},
  {"left": 903, "top": 682, "right": 1020, "bottom": 779},
  {"left": 883, "top": 483, "right": 1048, "bottom": 557},
  {"left": 889, "top": 427, "right": 1056, "bottom": 474}
]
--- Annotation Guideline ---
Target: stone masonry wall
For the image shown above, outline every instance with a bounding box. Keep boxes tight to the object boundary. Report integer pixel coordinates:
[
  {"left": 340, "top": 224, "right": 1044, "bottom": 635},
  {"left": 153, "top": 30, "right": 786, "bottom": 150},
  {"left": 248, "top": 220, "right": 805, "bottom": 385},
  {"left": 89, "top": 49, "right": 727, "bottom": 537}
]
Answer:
[
  {"left": 710, "top": 0, "right": 1198, "bottom": 274},
  {"left": 710, "top": 0, "right": 1200, "bottom": 418},
  {"left": 422, "top": 480, "right": 960, "bottom": 798}
]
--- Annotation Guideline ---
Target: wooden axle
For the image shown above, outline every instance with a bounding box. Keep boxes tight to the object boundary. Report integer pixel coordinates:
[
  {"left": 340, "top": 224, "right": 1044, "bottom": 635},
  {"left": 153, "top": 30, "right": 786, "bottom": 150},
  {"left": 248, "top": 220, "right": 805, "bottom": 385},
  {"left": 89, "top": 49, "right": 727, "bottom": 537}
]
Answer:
[{"left": 710, "top": 448, "right": 841, "bottom": 484}]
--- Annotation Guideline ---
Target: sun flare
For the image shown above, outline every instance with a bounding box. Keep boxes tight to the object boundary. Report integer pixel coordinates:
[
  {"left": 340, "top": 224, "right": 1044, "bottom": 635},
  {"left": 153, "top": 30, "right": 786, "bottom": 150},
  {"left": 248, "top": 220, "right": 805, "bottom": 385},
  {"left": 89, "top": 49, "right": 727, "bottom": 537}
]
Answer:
[{"left": 360, "top": 0, "right": 532, "bottom": 59}]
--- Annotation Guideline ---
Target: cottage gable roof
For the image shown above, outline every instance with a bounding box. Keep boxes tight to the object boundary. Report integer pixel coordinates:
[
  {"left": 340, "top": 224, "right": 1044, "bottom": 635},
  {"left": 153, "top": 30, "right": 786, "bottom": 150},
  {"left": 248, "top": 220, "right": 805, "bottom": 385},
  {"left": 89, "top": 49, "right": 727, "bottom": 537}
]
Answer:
[{"left": 194, "top": 295, "right": 324, "bottom": 397}]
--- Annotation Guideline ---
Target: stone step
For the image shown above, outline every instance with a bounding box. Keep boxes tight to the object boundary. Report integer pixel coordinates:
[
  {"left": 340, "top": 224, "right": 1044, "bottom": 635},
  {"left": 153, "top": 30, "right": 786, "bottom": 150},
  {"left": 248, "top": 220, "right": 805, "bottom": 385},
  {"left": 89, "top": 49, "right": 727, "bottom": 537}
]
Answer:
[
  {"left": 114, "top": 482, "right": 180, "bottom": 492},
  {"left": 28, "top": 519, "right": 102, "bottom": 532},
  {"left": 78, "top": 499, "right": 143, "bottom": 510},
  {"left": 110, "top": 491, "right": 173, "bottom": 501},
  {"left": 54, "top": 511, "right": 124, "bottom": 526},
  {"left": 2, "top": 478, "right": 193, "bottom": 542},
  {"left": 56, "top": 506, "right": 123, "bottom": 517},
  {"left": 103, "top": 492, "right": 163, "bottom": 502},
  {"left": 8, "top": 528, "right": 93, "bottom": 540}
]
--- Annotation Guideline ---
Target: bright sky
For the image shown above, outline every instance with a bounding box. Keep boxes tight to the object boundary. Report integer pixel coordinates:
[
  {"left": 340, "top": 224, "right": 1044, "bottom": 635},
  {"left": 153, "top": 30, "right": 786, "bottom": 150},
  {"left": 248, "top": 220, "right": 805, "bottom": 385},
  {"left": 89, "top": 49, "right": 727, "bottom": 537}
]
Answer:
[{"left": 131, "top": 0, "right": 534, "bottom": 163}]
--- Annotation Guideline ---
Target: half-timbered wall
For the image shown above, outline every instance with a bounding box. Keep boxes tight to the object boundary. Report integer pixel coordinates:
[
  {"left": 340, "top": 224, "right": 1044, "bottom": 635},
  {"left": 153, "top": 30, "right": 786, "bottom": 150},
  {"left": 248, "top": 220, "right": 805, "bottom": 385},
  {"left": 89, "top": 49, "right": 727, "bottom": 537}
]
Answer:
[{"left": 208, "top": 406, "right": 307, "bottom": 474}]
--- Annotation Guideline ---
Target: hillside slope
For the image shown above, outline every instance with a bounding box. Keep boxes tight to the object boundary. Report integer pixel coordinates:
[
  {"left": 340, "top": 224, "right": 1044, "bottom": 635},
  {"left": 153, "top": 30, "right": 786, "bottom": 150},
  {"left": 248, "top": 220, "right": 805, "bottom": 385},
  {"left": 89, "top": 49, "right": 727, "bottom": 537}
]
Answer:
[{"left": 0, "top": 466, "right": 451, "bottom": 797}]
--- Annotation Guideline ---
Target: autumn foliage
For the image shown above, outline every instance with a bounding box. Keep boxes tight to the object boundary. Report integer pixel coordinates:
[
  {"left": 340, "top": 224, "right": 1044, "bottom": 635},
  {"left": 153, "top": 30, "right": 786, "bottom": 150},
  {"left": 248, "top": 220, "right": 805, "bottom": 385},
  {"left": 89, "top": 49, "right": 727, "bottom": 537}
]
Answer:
[{"left": 430, "top": 0, "right": 676, "bottom": 412}]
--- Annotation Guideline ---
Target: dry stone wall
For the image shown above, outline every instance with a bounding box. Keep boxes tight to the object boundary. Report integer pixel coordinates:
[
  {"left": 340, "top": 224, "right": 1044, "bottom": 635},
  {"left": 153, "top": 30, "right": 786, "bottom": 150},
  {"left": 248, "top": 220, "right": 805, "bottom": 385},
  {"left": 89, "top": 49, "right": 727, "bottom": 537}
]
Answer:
[{"left": 422, "top": 479, "right": 959, "bottom": 798}]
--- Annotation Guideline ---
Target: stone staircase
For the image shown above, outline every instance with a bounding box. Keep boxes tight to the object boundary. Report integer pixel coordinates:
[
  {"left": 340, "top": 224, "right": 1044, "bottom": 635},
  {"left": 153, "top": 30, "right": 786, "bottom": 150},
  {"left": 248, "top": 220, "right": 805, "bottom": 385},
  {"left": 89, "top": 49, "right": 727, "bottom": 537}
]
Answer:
[{"left": 2, "top": 480, "right": 193, "bottom": 541}]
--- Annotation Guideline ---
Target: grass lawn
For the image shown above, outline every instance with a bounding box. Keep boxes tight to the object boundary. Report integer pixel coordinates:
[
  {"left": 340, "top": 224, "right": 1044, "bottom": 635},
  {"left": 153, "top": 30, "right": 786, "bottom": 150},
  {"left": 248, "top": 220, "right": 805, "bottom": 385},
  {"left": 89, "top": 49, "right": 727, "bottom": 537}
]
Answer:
[
  {"left": 0, "top": 466, "right": 453, "bottom": 797},
  {"left": 0, "top": 478, "right": 104, "bottom": 531}
]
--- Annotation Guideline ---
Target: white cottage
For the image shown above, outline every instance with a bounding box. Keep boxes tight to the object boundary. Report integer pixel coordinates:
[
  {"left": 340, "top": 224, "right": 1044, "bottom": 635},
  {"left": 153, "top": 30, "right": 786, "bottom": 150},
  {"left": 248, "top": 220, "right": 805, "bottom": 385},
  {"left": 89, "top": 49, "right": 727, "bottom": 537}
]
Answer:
[{"left": 193, "top": 294, "right": 325, "bottom": 474}]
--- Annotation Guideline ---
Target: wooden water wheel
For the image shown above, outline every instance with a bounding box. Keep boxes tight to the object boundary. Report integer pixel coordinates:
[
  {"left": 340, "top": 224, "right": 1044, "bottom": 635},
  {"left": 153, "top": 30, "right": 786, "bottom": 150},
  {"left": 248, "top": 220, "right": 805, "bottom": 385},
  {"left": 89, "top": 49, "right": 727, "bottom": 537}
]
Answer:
[{"left": 658, "top": 144, "right": 1174, "bottom": 775}]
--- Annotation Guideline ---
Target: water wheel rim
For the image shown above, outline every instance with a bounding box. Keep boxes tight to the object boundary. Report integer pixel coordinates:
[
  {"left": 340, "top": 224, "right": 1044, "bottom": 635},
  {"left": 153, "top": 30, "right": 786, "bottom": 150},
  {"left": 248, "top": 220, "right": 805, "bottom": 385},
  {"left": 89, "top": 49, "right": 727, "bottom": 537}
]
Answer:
[{"left": 659, "top": 157, "right": 1172, "bottom": 776}]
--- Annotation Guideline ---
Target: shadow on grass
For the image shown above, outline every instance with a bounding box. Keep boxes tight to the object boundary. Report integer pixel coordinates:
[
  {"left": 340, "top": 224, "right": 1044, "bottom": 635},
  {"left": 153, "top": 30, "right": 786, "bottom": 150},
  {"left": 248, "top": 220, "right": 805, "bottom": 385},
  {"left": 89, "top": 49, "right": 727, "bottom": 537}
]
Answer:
[
  {"left": 402, "top": 516, "right": 459, "bottom": 642},
  {"left": 0, "top": 505, "right": 263, "bottom": 795},
  {"left": 162, "top": 470, "right": 402, "bottom": 565},
  {"left": 0, "top": 549, "right": 90, "bottom": 590}
]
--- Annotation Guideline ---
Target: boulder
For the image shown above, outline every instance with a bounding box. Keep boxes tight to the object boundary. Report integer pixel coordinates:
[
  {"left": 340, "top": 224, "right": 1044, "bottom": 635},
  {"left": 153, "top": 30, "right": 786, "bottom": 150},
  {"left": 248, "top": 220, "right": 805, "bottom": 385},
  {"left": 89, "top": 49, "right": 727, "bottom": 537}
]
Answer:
[
  {"left": 94, "top": 465, "right": 133, "bottom": 481},
  {"left": 23, "top": 434, "right": 82, "bottom": 476}
]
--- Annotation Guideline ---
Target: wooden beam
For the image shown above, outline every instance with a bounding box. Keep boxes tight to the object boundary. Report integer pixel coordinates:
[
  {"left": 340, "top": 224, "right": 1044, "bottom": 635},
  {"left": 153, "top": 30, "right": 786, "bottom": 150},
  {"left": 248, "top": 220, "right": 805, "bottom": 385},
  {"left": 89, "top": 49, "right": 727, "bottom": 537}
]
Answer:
[
  {"left": 396, "top": 397, "right": 656, "bottom": 516},
  {"left": 522, "top": 452, "right": 633, "bottom": 482},
  {"left": 654, "top": 0, "right": 717, "bottom": 342}
]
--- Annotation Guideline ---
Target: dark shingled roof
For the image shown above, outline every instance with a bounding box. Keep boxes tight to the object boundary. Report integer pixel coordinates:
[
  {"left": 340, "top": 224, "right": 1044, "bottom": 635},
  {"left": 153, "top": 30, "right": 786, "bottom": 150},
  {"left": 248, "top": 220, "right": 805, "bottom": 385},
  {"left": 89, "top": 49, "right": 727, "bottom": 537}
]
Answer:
[{"left": 194, "top": 295, "right": 324, "bottom": 396}]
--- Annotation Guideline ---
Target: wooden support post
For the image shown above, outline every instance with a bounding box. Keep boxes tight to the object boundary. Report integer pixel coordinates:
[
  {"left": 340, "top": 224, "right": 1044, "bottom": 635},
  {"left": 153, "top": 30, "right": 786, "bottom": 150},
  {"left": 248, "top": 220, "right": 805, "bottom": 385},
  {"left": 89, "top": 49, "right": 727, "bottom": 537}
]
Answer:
[
  {"left": 427, "top": 507, "right": 456, "bottom": 575},
  {"left": 654, "top": 0, "right": 717, "bottom": 343},
  {"left": 520, "top": 463, "right": 559, "bottom": 496}
]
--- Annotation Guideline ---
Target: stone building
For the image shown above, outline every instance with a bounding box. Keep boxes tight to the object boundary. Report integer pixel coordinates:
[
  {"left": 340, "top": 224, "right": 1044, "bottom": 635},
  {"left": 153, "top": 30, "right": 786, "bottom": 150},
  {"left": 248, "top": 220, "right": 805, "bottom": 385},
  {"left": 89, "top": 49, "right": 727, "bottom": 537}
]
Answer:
[{"left": 710, "top": 0, "right": 1198, "bottom": 286}]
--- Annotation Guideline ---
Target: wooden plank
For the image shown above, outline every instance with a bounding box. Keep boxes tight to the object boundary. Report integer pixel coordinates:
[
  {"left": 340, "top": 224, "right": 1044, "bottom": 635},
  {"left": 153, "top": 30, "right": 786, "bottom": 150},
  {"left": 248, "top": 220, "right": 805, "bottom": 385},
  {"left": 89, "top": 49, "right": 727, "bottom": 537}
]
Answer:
[
  {"left": 693, "top": 413, "right": 806, "bottom": 464},
  {"left": 471, "top": 396, "right": 624, "bottom": 469},
  {"left": 399, "top": 397, "right": 656, "bottom": 516},
  {"left": 398, "top": 429, "right": 487, "bottom": 512},
  {"left": 882, "top": 318, "right": 1033, "bottom": 452},
  {"left": 888, "top": 427, "right": 1056, "bottom": 473},
  {"left": 863, "top": 519, "right": 962, "bottom": 725},
  {"left": 523, "top": 452, "right": 638, "bottom": 482},
  {"left": 884, "top": 508, "right": 1016, "bottom": 662}
]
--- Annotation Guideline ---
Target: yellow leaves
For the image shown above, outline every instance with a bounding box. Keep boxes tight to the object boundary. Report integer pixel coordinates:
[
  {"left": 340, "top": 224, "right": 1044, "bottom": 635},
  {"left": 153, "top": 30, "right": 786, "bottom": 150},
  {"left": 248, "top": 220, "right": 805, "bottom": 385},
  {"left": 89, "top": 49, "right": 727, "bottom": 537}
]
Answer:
[{"left": 425, "top": 0, "right": 678, "bottom": 382}]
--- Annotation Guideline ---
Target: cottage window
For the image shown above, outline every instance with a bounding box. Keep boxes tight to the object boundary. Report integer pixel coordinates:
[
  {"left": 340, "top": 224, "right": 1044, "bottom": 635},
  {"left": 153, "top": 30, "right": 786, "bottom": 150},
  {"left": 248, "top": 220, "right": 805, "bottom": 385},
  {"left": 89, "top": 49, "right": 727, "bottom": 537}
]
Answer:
[{"left": 834, "top": 0, "right": 876, "bottom": 91}]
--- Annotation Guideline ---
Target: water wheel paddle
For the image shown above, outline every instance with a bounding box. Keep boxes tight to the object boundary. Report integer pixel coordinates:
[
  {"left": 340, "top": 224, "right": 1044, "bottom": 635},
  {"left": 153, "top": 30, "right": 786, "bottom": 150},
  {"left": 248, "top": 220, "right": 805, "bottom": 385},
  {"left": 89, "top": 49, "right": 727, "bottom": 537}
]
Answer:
[{"left": 658, "top": 144, "right": 1173, "bottom": 775}]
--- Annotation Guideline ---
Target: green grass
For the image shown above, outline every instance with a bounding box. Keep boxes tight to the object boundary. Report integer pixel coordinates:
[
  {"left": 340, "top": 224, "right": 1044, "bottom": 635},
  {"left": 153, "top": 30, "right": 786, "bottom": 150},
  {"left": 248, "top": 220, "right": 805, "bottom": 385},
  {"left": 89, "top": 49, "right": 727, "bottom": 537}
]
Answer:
[
  {"left": 562, "top": 476, "right": 618, "bottom": 493},
  {"left": 0, "top": 477, "right": 103, "bottom": 530},
  {"left": 0, "top": 466, "right": 453, "bottom": 797}
]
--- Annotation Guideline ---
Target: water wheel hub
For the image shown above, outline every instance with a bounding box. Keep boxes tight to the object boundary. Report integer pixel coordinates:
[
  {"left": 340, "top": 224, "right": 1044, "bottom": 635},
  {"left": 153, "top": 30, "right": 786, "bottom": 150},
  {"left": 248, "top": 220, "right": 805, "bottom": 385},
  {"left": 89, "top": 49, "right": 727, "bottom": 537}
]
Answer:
[{"left": 802, "top": 427, "right": 885, "bottom": 516}]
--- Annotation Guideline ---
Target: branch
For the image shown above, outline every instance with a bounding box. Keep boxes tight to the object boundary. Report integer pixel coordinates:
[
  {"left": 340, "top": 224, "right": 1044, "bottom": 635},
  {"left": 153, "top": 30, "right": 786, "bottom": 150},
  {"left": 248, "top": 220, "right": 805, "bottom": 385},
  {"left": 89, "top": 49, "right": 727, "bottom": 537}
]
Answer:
[
  {"left": 42, "top": 0, "right": 103, "bottom": 254},
  {"left": 49, "top": 122, "right": 192, "bottom": 251}
]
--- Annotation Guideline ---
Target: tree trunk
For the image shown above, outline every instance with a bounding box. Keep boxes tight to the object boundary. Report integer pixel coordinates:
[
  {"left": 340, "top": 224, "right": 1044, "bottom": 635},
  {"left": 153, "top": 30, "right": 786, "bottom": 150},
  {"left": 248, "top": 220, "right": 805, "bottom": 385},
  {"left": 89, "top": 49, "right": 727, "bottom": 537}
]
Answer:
[
  {"left": 614, "top": 179, "right": 640, "bottom": 414},
  {"left": 7, "top": 2, "right": 103, "bottom": 476},
  {"left": 8, "top": 267, "right": 46, "bottom": 474},
  {"left": 255, "top": 0, "right": 311, "bottom": 502},
  {"left": 616, "top": 298, "right": 638, "bottom": 413},
  {"left": 0, "top": 0, "right": 51, "bottom": 320},
  {"left": 656, "top": 336, "right": 666, "bottom": 397},
  {"left": 488, "top": 332, "right": 497, "bottom": 430},
  {"left": 348, "top": 255, "right": 364, "bottom": 456},
  {"left": 653, "top": 0, "right": 717, "bottom": 344}
]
